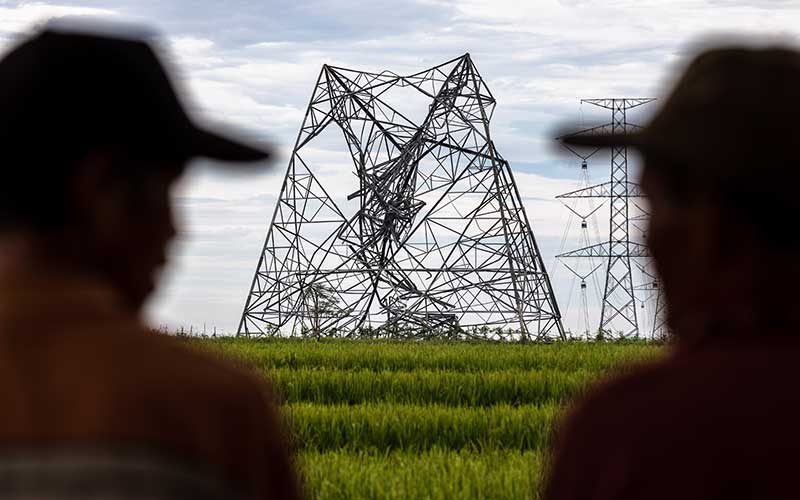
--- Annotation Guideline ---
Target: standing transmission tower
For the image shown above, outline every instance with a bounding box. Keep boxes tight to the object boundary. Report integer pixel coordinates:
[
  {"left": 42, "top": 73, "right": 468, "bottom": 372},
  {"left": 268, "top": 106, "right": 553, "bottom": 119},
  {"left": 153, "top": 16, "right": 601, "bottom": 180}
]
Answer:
[
  {"left": 238, "top": 54, "right": 564, "bottom": 340},
  {"left": 557, "top": 98, "right": 661, "bottom": 338}
]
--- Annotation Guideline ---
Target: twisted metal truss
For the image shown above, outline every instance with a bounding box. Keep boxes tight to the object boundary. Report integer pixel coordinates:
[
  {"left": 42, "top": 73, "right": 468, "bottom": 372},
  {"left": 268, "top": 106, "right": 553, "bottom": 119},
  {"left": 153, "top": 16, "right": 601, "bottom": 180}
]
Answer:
[{"left": 238, "top": 54, "right": 564, "bottom": 341}]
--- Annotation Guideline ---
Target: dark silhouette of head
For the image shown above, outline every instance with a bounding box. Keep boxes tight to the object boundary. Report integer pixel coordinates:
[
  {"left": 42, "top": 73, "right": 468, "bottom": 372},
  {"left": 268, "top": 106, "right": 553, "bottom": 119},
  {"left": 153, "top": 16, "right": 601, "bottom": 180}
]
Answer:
[
  {"left": 0, "top": 23, "right": 271, "bottom": 310},
  {"left": 564, "top": 46, "right": 800, "bottom": 342}
]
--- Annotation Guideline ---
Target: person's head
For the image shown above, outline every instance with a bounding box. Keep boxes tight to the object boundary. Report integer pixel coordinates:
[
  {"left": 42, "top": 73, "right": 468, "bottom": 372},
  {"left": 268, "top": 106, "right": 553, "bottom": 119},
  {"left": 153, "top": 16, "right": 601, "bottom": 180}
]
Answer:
[
  {"left": 565, "top": 45, "right": 800, "bottom": 340},
  {"left": 0, "top": 23, "right": 272, "bottom": 310}
]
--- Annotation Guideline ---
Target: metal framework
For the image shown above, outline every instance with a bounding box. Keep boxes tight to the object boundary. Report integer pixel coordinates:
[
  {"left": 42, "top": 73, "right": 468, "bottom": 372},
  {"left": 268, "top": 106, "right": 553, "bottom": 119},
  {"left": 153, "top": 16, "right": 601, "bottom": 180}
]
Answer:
[
  {"left": 238, "top": 54, "right": 564, "bottom": 340},
  {"left": 636, "top": 262, "right": 667, "bottom": 338},
  {"left": 557, "top": 98, "right": 661, "bottom": 338}
]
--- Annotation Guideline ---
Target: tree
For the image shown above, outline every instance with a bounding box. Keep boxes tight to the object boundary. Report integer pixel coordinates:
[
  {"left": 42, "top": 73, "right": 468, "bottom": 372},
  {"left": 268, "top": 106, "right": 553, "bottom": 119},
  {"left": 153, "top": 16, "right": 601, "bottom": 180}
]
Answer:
[{"left": 303, "top": 282, "right": 340, "bottom": 339}]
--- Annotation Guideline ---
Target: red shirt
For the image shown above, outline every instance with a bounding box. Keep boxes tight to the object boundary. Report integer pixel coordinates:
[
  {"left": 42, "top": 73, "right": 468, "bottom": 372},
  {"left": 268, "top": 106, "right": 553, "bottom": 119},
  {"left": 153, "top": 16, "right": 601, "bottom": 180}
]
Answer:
[{"left": 545, "top": 336, "right": 800, "bottom": 500}]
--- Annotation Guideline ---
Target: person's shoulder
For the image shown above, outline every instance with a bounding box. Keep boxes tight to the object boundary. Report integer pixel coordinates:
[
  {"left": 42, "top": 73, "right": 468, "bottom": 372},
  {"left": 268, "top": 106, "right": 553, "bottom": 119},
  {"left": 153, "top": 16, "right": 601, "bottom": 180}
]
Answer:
[
  {"left": 588, "top": 354, "right": 668, "bottom": 399},
  {"left": 544, "top": 355, "right": 674, "bottom": 498},
  {"left": 561, "top": 355, "right": 672, "bottom": 434},
  {"left": 115, "top": 330, "right": 271, "bottom": 408}
]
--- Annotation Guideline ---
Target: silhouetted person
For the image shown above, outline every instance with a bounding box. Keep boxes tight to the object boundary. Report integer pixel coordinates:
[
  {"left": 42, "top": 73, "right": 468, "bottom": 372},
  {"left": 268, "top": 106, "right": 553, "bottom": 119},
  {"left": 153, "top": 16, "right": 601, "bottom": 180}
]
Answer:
[
  {"left": 544, "top": 46, "right": 800, "bottom": 500},
  {"left": 0, "top": 23, "right": 300, "bottom": 499}
]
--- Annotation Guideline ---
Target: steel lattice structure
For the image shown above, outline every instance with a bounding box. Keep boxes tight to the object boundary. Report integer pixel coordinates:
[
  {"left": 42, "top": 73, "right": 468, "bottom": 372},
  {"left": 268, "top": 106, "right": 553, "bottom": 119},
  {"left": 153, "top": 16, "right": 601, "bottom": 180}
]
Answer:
[
  {"left": 557, "top": 98, "right": 665, "bottom": 338},
  {"left": 238, "top": 54, "right": 564, "bottom": 340}
]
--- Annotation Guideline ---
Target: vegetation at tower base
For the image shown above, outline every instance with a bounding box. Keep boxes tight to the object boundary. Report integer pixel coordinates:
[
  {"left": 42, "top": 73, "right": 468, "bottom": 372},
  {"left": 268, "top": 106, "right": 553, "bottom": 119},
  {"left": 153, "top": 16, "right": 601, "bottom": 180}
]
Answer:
[
  {"left": 302, "top": 283, "right": 340, "bottom": 339},
  {"left": 246, "top": 324, "right": 560, "bottom": 341},
  {"left": 194, "top": 338, "right": 662, "bottom": 500},
  {"left": 238, "top": 54, "right": 563, "bottom": 341}
]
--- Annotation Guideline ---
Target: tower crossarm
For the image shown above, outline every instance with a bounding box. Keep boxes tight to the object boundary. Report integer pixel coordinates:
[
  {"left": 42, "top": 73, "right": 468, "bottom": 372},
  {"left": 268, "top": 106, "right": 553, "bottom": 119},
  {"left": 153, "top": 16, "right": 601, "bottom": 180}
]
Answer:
[
  {"left": 581, "top": 98, "right": 656, "bottom": 111},
  {"left": 556, "top": 181, "right": 646, "bottom": 199},
  {"left": 557, "top": 241, "right": 651, "bottom": 259}
]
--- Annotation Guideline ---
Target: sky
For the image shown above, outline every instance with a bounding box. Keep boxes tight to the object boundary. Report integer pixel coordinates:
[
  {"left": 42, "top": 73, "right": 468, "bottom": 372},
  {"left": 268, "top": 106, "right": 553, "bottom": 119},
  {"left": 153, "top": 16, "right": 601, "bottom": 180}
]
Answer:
[{"left": 0, "top": 0, "right": 798, "bottom": 335}]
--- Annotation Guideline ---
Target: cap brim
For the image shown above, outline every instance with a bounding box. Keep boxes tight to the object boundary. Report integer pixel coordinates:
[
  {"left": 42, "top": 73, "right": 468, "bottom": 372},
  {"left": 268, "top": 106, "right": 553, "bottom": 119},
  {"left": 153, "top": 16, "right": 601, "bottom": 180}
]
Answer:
[
  {"left": 189, "top": 125, "right": 273, "bottom": 164},
  {"left": 561, "top": 131, "right": 646, "bottom": 149}
]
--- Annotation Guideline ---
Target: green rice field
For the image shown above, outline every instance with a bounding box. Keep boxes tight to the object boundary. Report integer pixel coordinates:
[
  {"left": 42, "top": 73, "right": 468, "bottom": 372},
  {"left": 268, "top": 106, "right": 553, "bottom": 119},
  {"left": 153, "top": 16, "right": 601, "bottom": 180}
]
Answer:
[{"left": 197, "top": 339, "right": 663, "bottom": 499}]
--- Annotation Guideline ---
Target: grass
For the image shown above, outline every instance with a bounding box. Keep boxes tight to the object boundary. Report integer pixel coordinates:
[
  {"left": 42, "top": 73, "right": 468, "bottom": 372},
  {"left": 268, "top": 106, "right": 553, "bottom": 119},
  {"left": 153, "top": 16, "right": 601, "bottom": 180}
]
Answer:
[
  {"left": 287, "top": 402, "right": 558, "bottom": 452},
  {"left": 300, "top": 449, "right": 544, "bottom": 500},
  {"left": 195, "top": 338, "right": 663, "bottom": 499},
  {"left": 268, "top": 367, "right": 595, "bottom": 406},
  {"left": 200, "top": 337, "right": 659, "bottom": 372}
]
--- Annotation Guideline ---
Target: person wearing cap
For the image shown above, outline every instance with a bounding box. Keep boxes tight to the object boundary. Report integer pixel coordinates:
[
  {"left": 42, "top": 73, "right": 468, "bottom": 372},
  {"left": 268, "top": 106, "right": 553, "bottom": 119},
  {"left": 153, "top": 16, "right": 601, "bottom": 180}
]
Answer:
[
  {"left": 544, "top": 46, "right": 800, "bottom": 499},
  {"left": 0, "top": 24, "right": 300, "bottom": 500}
]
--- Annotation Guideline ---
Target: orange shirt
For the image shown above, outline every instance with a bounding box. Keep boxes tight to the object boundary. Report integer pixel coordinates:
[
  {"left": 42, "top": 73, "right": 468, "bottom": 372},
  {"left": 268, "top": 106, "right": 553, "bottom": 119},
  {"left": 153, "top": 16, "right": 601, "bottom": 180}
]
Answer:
[{"left": 0, "top": 267, "right": 301, "bottom": 500}]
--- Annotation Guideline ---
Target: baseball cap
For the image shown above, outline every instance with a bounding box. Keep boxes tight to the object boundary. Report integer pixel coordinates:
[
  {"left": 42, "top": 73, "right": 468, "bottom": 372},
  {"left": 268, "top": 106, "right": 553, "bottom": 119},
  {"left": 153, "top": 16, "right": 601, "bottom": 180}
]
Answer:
[
  {"left": 561, "top": 46, "right": 800, "bottom": 189},
  {"left": 0, "top": 22, "right": 272, "bottom": 166}
]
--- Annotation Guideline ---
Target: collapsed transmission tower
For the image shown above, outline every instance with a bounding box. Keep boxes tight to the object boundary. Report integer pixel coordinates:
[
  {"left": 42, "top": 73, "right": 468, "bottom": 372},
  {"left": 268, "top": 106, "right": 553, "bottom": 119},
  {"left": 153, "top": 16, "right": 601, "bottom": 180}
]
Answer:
[
  {"left": 238, "top": 54, "right": 564, "bottom": 340},
  {"left": 557, "top": 98, "right": 664, "bottom": 338}
]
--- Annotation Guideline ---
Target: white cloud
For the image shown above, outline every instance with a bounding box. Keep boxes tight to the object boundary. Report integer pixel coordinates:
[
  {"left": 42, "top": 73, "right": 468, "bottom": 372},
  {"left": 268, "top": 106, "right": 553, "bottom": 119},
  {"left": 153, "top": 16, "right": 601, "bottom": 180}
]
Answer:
[{"left": 0, "top": 3, "right": 117, "bottom": 46}]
